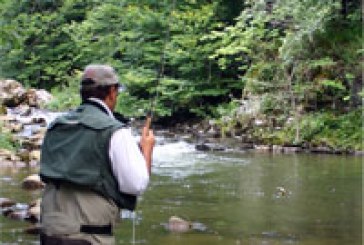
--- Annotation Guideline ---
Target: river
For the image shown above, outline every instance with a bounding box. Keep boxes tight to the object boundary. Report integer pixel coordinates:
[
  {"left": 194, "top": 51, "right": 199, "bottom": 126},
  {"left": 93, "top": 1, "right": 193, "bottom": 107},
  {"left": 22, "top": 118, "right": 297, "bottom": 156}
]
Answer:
[{"left": 0, "top": 138, "right": 362, "bottom": 244}]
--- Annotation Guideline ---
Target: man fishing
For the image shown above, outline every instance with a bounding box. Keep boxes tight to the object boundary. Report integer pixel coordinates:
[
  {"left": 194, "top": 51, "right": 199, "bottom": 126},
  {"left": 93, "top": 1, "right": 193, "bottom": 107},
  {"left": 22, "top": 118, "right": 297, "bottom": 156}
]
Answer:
[{"left": 39, "top": 64, "right": 155, "bottom": 244}]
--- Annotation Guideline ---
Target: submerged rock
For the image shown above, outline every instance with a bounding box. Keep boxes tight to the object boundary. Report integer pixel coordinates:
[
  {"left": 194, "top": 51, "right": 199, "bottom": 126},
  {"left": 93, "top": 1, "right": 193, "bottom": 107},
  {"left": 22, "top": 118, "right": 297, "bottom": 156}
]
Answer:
[
  {"left": 195, "top": 144, "right": 211, "bottom": 151},
  {"left": 276, "top": 186, "right": 287, "bottom": 196},
  {"left": 26, "top": 198, "right": 41, "bottom": 223},
  {"left": 195, "top": 143, "right": 225, "bottom": 152},
  {"left": 4, "top": 209, "right": 28, "bottom": 220},
  {"left": 0, "top": 197, "right": 16, "bottom": 208},
  {"left": 1, "top": 197, "right": 41, "bottom": 225},
  {"left": 166, "top": 216, "right": 191, "bottom": 233},
  {"left": 22, "top": 174, "right": 45, "bottom": 190},
  {"left": 164, "top": 216, "right": 208, "bottom": 233},
  {"left": 24, "top": 224, "right": 41, "bottom": 235},
  {"left": 274, "top": 186, "right": 291, "bottom": 198}
]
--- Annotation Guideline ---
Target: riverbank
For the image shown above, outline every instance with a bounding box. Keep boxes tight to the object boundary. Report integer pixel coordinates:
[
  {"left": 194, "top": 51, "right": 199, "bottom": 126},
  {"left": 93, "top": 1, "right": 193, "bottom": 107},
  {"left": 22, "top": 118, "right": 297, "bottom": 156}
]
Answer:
[
  {"left": 142, "top": 116, "right": 363, "bottom": 156},
  {"left": 0, "top": 79, "right": 362, "bottom": 162}
]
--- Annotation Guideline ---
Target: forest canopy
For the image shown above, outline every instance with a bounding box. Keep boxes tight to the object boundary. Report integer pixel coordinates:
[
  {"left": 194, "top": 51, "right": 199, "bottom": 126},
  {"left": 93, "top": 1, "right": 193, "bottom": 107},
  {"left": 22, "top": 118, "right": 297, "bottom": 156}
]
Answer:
[{"left": 0, "top": 0, "right": 362, "bottom": 149}]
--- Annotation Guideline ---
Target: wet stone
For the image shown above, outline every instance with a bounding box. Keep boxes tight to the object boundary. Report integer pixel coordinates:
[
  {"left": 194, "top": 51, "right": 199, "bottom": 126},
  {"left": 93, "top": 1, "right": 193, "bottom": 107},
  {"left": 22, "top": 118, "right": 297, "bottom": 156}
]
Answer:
[
  {"left": 254, "top": 145, "right": 271, "bottom": 152},
  {"left": 29, "top": 150, "right": 41, "bottom": 162},
  {"left": 0, "top": 149, "right": 13, "bottom": 159},
  {"left": 22, "top": 174, "right": 45, "bottom": 190},
  {"left": 166, "top": 216, "right": 191, "bottom": 233},
  {"left": 24, "top": 225, "right": 41, "bottom": 235},
  {"left": 0, "top": 197, "right": 16, "bottom": 208},
  {"left": 25, "top": 205, "right": 40, "bottom": 223},
  {"left": 4, "top": 209, "right": 28, "bottom": 220},
  {"left": 195, "top": 144, "right": 211, "bottom": 151},
  {"left": 283, "top": 146, "right": 302, "bottom": 153},
  {"left": 195, "top": 143, "right": 225, "bottom": 152},
  {"left": 17, "top": 149, "right": 31, "bottom": 163}
]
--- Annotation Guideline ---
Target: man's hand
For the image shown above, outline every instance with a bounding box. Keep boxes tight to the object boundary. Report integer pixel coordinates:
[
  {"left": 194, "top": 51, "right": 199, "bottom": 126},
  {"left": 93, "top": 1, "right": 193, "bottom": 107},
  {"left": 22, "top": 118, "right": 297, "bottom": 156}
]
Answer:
[{"left": 139, "top": 116, "right": 155, "bottom": 175}]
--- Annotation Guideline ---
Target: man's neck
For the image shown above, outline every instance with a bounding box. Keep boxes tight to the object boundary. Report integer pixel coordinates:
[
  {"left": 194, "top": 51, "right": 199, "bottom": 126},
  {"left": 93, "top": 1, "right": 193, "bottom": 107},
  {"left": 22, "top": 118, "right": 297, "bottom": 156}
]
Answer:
[{"left": 87, "top": 98, "right": 114, "bottom": 118}]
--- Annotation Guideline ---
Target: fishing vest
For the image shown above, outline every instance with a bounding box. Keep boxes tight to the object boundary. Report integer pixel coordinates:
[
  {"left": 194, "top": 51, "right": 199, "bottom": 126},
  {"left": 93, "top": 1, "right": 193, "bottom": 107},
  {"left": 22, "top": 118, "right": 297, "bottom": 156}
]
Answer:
[{"left": 40, "top": 103, "right": 137, "bottom": 210}]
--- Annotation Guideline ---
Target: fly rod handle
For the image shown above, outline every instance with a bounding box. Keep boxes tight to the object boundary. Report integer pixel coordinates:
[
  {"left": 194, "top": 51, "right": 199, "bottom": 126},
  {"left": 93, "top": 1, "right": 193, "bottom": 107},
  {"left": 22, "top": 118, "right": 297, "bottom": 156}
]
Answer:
[{"left": 145, "top": 116, "right": 152, "bottom": 131}]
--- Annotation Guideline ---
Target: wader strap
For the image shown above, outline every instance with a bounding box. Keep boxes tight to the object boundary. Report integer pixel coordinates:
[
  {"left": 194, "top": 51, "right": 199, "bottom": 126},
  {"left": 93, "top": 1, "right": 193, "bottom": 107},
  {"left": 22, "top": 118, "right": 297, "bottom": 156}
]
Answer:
[
  {"left": 40, "top": 233, "right": 91, "bottom": 245},
  {"left": 80, "top": 224, "right": 113, "bottom": 235}
]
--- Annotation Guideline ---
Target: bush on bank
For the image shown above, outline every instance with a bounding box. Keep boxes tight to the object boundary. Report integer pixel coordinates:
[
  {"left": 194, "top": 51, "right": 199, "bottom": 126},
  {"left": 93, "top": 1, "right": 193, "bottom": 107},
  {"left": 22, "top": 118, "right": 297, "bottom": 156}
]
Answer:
[{"left": 255, "top": 109, "right": 363, "bottom": 151}]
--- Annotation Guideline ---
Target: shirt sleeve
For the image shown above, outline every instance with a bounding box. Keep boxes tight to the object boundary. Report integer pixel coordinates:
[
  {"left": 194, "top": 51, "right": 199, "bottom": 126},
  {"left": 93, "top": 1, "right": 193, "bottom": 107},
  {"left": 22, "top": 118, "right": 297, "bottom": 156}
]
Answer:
[{"left": 109, "top": 128, "right": 150, "bottom": 196}]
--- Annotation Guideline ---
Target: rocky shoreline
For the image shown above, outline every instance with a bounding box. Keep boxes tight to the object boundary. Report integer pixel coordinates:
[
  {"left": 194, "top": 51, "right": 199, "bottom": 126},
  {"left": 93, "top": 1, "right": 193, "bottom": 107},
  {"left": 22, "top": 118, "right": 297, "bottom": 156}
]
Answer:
[
  {"left": 1, "top": 79, "right": 362, "bottom": 170},
  {"left": 0, "top": 79, "right": 55, "bottom": 168},
  {"left": 155, "top": 121, "right": 363, "bottom": 156},
  {"left": 0, "top": 80, "right": 52, "bottom": 234}
]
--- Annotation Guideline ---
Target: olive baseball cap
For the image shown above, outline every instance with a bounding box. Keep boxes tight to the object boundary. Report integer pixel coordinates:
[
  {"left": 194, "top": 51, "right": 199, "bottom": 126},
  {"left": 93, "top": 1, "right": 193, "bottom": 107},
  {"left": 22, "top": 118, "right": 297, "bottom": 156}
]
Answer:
[{"left": 81, "top": 64, "right": 125, "bottom": 92}]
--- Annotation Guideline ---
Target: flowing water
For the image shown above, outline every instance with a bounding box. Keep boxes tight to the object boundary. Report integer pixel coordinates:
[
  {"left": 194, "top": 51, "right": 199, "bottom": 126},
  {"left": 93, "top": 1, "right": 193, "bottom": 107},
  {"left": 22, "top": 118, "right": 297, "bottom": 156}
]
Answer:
[{"left": 0, "top": 139, "right": 362, "bottom": 245}]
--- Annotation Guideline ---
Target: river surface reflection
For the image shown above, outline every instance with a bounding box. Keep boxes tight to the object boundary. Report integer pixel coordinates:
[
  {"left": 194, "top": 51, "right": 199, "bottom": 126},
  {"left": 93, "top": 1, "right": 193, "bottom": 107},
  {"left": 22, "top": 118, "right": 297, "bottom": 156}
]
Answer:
[{"left": 0, "top": 140, "right": 362, "bottom": 244}]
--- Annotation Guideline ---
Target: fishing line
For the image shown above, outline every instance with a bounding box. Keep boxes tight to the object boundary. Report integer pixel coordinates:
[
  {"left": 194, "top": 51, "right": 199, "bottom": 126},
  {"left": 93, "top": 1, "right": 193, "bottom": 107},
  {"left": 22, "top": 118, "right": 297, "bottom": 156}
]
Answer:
[
  {"left": 130, "top": 1, "right": 175, "bottom": 243},
  {"left": 132, "top": 211, "right": 136, "bottom": 244}
]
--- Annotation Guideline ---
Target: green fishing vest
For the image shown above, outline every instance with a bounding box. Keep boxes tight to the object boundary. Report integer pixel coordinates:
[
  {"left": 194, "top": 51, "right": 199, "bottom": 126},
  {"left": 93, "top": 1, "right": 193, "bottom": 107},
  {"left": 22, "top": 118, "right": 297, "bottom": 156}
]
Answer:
[{"left": 40, "top": 103, "right": 137, "bottom": 210}]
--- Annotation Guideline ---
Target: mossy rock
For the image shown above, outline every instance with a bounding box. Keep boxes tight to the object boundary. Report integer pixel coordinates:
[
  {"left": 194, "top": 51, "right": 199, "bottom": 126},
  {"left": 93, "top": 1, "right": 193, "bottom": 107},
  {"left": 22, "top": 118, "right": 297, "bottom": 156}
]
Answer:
[{"left": 0, "top": 104, "right": 6, "bottom": 115}]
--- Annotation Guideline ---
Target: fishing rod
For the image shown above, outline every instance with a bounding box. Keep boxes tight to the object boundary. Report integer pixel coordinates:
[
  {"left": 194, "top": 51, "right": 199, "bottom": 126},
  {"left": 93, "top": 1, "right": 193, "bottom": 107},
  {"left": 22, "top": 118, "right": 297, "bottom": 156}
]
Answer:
[
  {"left": 132, "top": 2, "right": 176, "bottom": 244},
  {"left": 147, "top": 0, "right": 176, "bottom": 126}
]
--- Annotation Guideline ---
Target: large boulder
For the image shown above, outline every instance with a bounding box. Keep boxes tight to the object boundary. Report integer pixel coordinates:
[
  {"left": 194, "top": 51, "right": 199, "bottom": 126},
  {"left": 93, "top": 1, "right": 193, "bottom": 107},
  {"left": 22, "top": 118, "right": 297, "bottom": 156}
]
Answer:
[
  {"left": 0, "top": 79, "right": 53, "bottom": 108},
  {"left": 0, "top": 80, "right": 26, "bottom": 107},
  {"left": 21, "top": 174, "right": 45, "bottom": 190},
  {"left": 22, "top": 89, "right": 53, "bottom": 108}
]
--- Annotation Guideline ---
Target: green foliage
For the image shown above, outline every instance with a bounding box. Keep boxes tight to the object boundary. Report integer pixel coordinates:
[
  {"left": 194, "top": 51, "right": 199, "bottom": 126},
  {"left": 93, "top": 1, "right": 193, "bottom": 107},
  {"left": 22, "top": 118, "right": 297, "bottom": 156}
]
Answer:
[
  {"left": 290, "top": 110, "right": 363, "bottom": 150},
  {"left": 0, "top": 0, "right": 362, "bottom": 153},
  {"left": 254, "top": 109, "right": 363, "bottom": 150},
  {"left": 45, "top": 73, "right": 81, "bottom": 111},
  {"left": 61, "top": 0, "right": 229, "bottom": 118},
  {"left": 213, "top": 100, "right": 241, "bottom": 137},
  {"left": 0, "top": 0, "right": 253, "bottom": 119},
  {"left": 0, "top": 123, "right": 16, "bottom": 151},
  {"left": 260, "top": 93, "right": 290, "bottom": 115},
  {"left": 0, "top": 0, "right": 94, "bottom": 89}
]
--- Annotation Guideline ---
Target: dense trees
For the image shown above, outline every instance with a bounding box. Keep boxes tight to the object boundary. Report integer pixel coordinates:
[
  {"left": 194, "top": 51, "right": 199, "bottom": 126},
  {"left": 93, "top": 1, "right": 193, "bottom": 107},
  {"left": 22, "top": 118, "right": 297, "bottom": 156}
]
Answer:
[{"left": 0, "top": 0, "right": 362, "bottom": 148}]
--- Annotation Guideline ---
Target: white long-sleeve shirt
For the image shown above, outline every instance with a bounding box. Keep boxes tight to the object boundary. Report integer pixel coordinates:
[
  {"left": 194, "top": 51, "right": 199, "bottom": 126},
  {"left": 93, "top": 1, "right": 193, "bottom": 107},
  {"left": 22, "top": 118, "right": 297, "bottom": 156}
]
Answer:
[{"left": 88, "top": 98, "right": 150, "bottom": 196}]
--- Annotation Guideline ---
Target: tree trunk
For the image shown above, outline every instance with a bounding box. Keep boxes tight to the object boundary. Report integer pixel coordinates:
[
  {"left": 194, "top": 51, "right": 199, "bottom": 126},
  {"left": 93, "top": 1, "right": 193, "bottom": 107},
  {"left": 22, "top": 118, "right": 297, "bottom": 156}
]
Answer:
[
  {"left": 286, "top": 64, "right": 300, "bottom": 143},
  {"left": 350, "top": 75, "right": 363, "bottom": 108}
]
